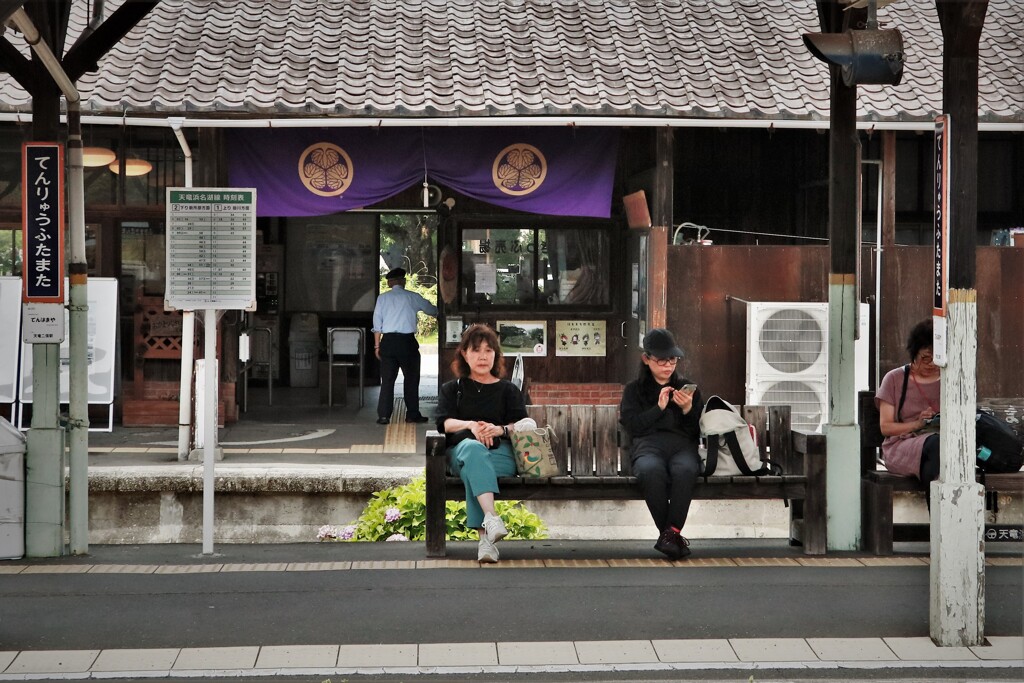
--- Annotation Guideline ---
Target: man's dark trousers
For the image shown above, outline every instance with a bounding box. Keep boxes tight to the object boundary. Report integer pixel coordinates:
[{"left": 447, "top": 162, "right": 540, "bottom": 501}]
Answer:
[{"left": 378, "top": 333, "right": 423, "bottom": 420}]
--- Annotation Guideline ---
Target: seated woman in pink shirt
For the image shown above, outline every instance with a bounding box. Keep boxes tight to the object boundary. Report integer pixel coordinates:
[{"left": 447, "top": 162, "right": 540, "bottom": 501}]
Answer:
[{"left": 875, "top": 319, "right": 940, "bottom": 483}]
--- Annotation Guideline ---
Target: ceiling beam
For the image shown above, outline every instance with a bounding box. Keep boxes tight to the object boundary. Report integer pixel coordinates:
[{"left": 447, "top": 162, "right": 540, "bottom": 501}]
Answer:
[{"left": 64, "top": 0, "right": 160, "bottom": 82}]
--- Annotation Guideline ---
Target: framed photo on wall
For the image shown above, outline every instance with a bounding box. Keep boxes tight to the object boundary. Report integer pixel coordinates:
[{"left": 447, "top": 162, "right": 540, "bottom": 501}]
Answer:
[{"left": 497, "top": 320, "right": 547, "bottom": 357}]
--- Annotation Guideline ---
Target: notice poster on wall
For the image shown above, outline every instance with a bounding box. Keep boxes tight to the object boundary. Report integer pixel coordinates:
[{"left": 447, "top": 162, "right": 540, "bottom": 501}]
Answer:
[
  {"left": 497, "top": 321, "right": 547, "bottom": 357},
  {"left": 555, "top": 320, "right": 606, "bottom": 357},
  {"left": 0, "top": 277, "right": 21, "bottom": 403},
  {"left": 19, "top": 278, "right": 118, "bottom": 405}
]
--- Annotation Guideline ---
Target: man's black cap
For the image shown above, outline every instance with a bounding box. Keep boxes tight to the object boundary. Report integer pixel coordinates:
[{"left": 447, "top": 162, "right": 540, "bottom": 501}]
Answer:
[
  {"left": 385, "top": 267, "right": 406, "bottom": 281},
  {"left": 643, "top": 328, "right": 685, "bottom": 359}
]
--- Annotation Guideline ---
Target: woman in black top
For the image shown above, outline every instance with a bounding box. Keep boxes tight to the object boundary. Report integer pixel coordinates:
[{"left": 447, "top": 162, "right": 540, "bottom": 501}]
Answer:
[
  {"left": 434, "top": 324, "right": 528, "bottom": 563},
  {"left": 619, "top": 328, "right": 704, "bottom": 560}
]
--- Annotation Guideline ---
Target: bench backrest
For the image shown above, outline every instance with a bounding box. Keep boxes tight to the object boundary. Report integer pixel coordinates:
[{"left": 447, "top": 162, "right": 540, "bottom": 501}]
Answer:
[{"left": 525, "top": 403, "right": 798, "bottom": 477}]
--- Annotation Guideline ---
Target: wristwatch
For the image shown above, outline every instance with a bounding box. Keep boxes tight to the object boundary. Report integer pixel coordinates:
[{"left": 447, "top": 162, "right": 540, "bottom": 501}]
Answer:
[{"left": 502, "top": 425, "right": 509, "bottom": 438}]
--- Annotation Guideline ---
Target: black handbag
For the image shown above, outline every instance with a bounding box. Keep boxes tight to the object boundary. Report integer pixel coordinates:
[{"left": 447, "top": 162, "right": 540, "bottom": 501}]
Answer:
[{"left": 975, "top": 411, "right": 1024, "bottom": 473}]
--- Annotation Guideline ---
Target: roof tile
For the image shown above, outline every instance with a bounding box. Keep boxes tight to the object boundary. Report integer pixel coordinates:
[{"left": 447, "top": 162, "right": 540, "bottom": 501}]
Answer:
[{"left": 0, "top": 0, "right": 1019, "bottom": 123}]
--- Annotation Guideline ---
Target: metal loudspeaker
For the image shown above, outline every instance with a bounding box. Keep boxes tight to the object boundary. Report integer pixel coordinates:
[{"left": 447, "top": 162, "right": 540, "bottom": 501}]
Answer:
[{"left": 803, "top": 29, "right": 904, "bottom": 86}]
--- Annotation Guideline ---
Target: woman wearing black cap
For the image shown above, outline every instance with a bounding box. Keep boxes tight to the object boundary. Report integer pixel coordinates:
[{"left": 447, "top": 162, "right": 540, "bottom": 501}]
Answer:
[{"left": 619, "top": 328, "right": 704, "bottom": 560}]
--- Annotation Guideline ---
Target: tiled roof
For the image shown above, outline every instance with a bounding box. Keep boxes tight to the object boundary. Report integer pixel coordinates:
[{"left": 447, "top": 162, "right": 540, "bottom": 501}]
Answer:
[{"left": 0, "top": 0, "right": 1021, "bottom": 123}]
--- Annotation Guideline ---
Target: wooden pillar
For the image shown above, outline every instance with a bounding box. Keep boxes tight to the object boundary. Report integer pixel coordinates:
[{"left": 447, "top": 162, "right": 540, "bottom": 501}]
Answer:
[
  {"left": 824, "top": 61, "right": 862, "bottom": 552},
  {"left": 931, "top": 0, "right": 988, "bottom": 648},
  {"left": 648, "top": 128, "right": 673, "bottom": 329},
  {"left": 881, "top": 131, "right": 896, "bottom": 249}
]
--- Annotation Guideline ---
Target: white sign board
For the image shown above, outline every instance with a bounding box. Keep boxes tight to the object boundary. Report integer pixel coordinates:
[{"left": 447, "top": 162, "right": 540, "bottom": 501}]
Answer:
[
  {"left": 22, "top": 303, "right": 66, "bottom": 344},
  {"left": 0, "top": 277, "right": 22, "bottom": 403},
  {"left": 165, "top": 188, "right": 256, "bottom": 311},
  {"left": 19, "top": 278, "right": 118, "bottom": 405}
]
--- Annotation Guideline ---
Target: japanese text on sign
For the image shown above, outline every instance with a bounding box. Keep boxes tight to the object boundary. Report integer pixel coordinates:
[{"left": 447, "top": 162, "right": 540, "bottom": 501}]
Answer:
[
  {"left": 165, "top": 188, "right": 257, "bottom": 311},
  {"left": 22, "top": 143, "right": 65, "bottom": 303}
]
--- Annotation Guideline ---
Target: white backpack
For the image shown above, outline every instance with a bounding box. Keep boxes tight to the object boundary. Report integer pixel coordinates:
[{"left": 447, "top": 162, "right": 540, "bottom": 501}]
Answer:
[{"left": 699, "top": 395, "right": 778, "bottom": 476}]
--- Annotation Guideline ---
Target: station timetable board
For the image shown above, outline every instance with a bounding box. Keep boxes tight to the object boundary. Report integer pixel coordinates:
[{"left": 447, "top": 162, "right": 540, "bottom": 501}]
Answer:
[{"left": 165, "top": 188, "right": 256, "bottom": 311}]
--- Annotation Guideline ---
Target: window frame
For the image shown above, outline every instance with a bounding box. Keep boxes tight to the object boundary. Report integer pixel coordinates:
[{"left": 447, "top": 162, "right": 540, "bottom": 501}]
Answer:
[{"left": 456, "top": 216, "right": 613, "bottom": 313}]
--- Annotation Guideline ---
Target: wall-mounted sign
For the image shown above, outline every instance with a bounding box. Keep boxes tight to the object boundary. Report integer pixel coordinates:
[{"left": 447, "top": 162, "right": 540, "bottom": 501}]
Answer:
[
  {"left": 20, "top": 278, "right": 118, "bottom": 405},
  {"left": 0, "top": 278, "right": 21, "bottom": 402},
  {"left": 165, "top": 188, "right": 257, "bottom": 311},
  {"left": 445, "top": 315, "right": 465, "bottom": 345},
  {"left": 555, "top": 320, "right": 607, "bottom": 357},
  {"left": 497, "top": 320, "right": 547, "bottom": 357},
  {"left": 22, "top": 142, "right": 65, "bottom": 303}
]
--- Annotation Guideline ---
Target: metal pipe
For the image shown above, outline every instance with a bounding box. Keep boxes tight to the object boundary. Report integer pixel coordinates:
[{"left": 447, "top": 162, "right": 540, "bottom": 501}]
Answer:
[
  {"left": 169, "top": 117, "right": 193, "bottom": 186},
  {"left": 169, "top": 118, "right": 195, "bottom": 460},
  {"left": 0, "top": 112, "right": 1019, "bottom": 132},
  {"left": 11, "top": 7, "right": 89, "bottom": 555},
  {"left": 862, "top": 159, "right": 885, "bottom": 389}
]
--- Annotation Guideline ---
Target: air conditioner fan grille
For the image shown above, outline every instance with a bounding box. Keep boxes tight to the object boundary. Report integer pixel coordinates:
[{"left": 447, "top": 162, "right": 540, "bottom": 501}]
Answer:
[
  {"left": 757, "top": 309, "right": 825, "bottom": 374},
  {"left": 757, "top": 380, "right": 825, "bottom": 433}
]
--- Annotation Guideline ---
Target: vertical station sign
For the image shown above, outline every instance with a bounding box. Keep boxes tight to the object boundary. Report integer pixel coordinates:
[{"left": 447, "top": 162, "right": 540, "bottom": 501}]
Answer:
[
  {"left": 932, "top": 115, "right": 950, "bottom": 367},
  {"left": 22, "top": 142, "right": 66, "bottom": 343},
  {"left": 165, "top": 188, "right": 257, "bottom": 312}
]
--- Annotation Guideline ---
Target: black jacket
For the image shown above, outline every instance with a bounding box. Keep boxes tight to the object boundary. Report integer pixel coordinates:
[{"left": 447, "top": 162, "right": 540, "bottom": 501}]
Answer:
[{"left": 619, "top": 372, "right": 703, "bottom": 441}]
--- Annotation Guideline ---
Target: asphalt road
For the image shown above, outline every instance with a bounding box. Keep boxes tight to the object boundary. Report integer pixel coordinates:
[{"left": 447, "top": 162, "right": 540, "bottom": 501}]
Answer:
[{"left": 2, "top": 564, "right": 1021, "bottom": 652}]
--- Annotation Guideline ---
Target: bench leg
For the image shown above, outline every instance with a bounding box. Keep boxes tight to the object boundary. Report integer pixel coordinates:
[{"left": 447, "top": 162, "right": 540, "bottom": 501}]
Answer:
[
  {"left": 788, "top": 500, "right": 804, "bottom": 547},
  {"left": 802, "top": 449, "right": 827, "bottom": 555},
  {"left": 861, "top": 478, "right": 894, "bottom": 555},
  {"left": 425, "top": 455, "right": 448, "bottom": 558}
]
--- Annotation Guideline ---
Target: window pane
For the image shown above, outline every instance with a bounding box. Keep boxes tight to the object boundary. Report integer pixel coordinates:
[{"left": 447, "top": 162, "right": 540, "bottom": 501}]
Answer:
[
  {"left": 0, "top": 228, "right": 22, "bottom": 276},
  {"left": 121, "top": 221, "right": 166, "bottom": 297},
  {"left": 541, "top": 228, "right": 609, "bottom": 306},
  {"left": 461, "top": 228, "right": 535, "bottom": 306}
]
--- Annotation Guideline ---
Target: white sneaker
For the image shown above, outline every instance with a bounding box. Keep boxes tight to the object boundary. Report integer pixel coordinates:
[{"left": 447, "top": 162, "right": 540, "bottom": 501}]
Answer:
[
  {"left": 482, "top": 513, "right": 508, "bottom": 544},
  {"left": 478, "top": 537, "right": 499, "bottom": 563}
]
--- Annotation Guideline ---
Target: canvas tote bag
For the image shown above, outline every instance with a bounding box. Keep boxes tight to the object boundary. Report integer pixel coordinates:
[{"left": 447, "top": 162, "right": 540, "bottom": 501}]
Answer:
[{"left": 511, "top": 425, "right": 561, "bottom": 477}]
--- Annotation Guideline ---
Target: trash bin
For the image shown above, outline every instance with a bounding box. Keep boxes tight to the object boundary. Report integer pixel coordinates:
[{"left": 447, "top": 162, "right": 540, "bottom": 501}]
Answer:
[
  {"left": 0, "top": 417, "right": 26, "bottom": 560},
  {"left": 288, "top": 313, "right": 320, "bottom": 388}
]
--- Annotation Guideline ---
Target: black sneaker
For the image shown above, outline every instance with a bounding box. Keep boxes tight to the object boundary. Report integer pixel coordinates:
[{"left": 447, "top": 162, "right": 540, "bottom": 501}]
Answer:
[
  {"left": 376, "top": 417, "right": 390, "bottom": 425},
  {"left": 405, "top": 415, "right": 429, "bottom": 424},
  {"left": 654, "top": 529, "right": 692, "bottom": 561}
]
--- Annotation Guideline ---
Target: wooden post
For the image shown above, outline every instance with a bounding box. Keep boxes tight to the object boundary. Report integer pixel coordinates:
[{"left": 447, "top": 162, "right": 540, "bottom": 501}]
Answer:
[
  {"left": 931, "top": 0, "right": 988, "bottom": 647},
  {"left": 648, "top": 128, "right": 673, "bottom": 329},
  {"left": 823, "top": 13, "right": 862, "bottom": 551}
]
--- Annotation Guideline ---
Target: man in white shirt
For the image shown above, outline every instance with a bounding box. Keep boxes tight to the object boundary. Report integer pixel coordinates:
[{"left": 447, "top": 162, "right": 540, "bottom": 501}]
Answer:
[{"left": 372, "top": 267, "right": 438, "bottom": 425}]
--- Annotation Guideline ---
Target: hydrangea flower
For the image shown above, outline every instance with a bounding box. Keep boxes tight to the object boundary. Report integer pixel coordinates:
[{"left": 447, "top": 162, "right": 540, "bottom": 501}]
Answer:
[
  {"left": 385, "top": 533, "right": 409, "bottom": 542},
  {"left": 316, "top": 525, "right": 339, "bottom": 541},
  {"left": 384, "top": 507, "right": 401, "bottom": 523},
  {"left": 339, "top": 525, "right": 356, "bottom": 540}
]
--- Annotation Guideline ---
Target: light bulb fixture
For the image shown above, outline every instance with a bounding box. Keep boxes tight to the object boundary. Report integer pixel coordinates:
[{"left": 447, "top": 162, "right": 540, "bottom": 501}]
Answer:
[
  {"left": 81, "top": 146, "right": 117, "bottom": 167},
  {"left": 110, "top": 157, "right": 152, "bottom": 176}
]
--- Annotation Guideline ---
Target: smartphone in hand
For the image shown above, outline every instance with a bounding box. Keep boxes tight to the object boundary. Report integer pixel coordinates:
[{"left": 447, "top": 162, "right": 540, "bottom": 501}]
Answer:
[{"left": 681, "top": 383, "right": 698, "bottom": 394}]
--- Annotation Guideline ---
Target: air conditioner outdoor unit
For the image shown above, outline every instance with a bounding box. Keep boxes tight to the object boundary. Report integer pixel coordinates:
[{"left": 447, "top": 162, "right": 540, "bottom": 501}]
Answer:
[{"left": 745, "top": 302, "right": 869, "bottom": 433}]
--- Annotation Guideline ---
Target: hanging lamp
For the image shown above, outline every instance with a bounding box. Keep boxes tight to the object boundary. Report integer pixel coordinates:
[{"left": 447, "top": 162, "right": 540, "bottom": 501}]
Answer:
[
  {"left": 110, "top": 157, "right": 152, "bottom": 176},
  {"left": 81, "top": 146, "right": 117, "bottom": 167}
]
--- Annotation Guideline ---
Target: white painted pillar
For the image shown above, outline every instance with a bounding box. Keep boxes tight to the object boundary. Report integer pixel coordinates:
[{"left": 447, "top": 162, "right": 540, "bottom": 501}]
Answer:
[
  {"left": 930, "top": 290, "right": 984, "bottom": 646},
  {"left": 202, "top": 309, "right": 218, "bottom": 555},
  {"left": 826, "top": 278, "right": 861, "bottom": 550}
]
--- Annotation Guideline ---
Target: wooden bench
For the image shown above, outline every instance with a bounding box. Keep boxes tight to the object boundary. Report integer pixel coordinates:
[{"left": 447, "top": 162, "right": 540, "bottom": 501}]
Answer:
[
  {"left": 425, "top": 403, "right": 828, "bottom": 558},
  {"left": 858, "top": 391, "right": 1024, "bottom": 554}
]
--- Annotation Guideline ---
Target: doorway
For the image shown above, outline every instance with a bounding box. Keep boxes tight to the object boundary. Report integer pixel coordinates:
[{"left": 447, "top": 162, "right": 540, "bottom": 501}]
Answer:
[
  {"left": 236, "top": 211, "right": 440, "bottom": 423},
  {"left": 378, "top": 212, "right": 440, "bottom": 413}
]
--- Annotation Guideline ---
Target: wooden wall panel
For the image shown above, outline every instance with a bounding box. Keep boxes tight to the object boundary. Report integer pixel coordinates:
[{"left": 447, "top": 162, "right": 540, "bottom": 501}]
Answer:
[{"left": 668, "top": 245, "right": 1023, "bottom": 403}]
